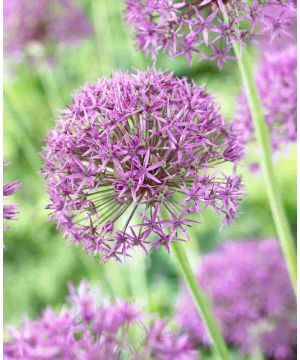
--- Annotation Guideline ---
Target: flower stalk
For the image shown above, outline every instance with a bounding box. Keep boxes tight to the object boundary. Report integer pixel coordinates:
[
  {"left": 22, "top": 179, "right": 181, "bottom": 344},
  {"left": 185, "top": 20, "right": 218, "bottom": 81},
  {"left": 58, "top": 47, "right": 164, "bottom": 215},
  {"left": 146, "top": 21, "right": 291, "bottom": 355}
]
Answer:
[
  {"left": 172, "top": 241, "right": 229, "bottom": 360},
  {"left": 232, "top": 43, "right": 297, "bottom": 293}
]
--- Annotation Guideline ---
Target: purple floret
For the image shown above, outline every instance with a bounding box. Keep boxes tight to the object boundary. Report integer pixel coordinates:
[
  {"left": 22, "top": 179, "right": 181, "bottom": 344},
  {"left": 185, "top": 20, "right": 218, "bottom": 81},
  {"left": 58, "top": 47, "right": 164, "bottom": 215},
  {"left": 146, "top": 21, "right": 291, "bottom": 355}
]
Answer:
[
  {"left": 177, "top": 239, "right": 296, "bottom": 360},
  {"left": 3, "top": 164, "right": 20, "bottom": 230},
  {"left": 125, "top": 0, "right": 296, "bottom": 67},
  {"left": 4, "top": 0, "right": 92, "bottom": 59},
  {"left": 4, "top": 281, "right": 198, "bottom": 360},
  {"left": 42, "top": 69, "right": 243, "bottom": 262},
  {"left": 234, "top": 45, "right": 296, "bottom": 155}
]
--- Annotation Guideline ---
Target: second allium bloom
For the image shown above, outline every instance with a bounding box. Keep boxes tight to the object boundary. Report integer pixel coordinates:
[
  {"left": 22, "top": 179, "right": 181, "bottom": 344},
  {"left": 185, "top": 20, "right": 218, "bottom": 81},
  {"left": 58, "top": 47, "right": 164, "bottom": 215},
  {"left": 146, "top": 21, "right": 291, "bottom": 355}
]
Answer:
[
  {"left": 42, "top": 69, "right": 243, "bottom": 261},
  {"left": 126, "top": 0, "right": 296, "bottom": 67}
]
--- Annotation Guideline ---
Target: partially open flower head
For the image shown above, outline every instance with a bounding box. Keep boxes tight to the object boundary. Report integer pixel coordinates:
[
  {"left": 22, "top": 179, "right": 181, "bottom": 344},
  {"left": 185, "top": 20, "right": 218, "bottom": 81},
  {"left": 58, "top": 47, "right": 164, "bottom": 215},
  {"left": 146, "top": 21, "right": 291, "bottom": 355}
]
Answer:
[
  {"left": 3, "top": 163, "right": 20, "bottom": 230},
  {"left": 4, "top": 281, "right": 198, "bottom": 359},
  {"left": 178, "top": 239, "right": 297, "bottom": 359},
  {"left": 42, "top": 69, "right": 243, "bottom": 262},
  {"left": 233, "top": 45, "right": 296, "bottom": 156},
  {"left": 125, "top": 0, "right": 296, "bottom": 67},
  {"left": 4, "top": 0, "right": 92, "bottom": 60}
]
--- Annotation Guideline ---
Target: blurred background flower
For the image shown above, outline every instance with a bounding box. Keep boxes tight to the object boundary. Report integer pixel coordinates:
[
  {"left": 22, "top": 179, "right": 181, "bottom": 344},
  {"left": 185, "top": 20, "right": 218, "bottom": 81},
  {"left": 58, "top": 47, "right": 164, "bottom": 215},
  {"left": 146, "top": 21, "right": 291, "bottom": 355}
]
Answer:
[
  {"left": 4, "top": 0, "right": 92, "bottom": 61},
  {"left": 233, "top": 45, "right": 296, "bottom": 158},
  {"left": 177, "top": 239, "right": 296, "bottom": 360},
  {"left": 4, "top": 281, "right": 198, "bottom": 359}
]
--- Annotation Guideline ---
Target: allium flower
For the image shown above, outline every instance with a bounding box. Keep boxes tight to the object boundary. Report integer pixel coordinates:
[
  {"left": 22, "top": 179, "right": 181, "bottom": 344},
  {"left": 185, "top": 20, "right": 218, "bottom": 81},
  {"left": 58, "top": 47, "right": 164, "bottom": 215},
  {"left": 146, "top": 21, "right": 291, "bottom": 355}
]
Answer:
[
  {"left": 125, "top": 0, "right": 296, "bottom": 67},
  {"left": 4, "top": 281, "right": 198, "bottom": 359},
  {"left": 4, "top": 0, "right": 92, "bottom": 59},
  {"left": 233, "top": 45, "right": 296, "bottom": 154},
  {"left": 177, "top": 239, "right": 297, "bottom": 360},
  {"left": 42, "top": 69, "right": 243, "bottom": 262},
  {"left": 258, "top": 3, "right": 297, "bottom": 47},
  {"left": 3, "top": 164, "right": 20, "bottom": 230}
]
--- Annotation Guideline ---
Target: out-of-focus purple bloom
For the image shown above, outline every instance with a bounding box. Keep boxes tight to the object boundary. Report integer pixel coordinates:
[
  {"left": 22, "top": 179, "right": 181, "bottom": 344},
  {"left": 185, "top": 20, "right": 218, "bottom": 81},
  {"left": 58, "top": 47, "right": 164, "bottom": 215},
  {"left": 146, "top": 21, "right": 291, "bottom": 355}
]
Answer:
[
  {"left": 143, "top": 320, "right": 198, "bottom": 360},
  {"left": 41, "top": 69, "right": 243, "bottom": 262},
  {"left": 4, "top": 281, "right": 198, "bottom": 360},
  {"left": 4, "top": 0, "right": 92, "bottom": 60},
  {"left": 233, "top": 45, "right": 296, "bottom": 155},
  {"left": 177, "top": 239, "right": 297, "bottom": 360},
  {"left": 259, "top": 3, "right": 297, "bottom": 46},
  {"left": 125, "top": 0, "right": 296, "bottom": 67},
  {"left": 257, "top": 3, "right": 296, "bottom": 50},
  {"left": 3, "top": 164, "right": 20, "bottom": 230}
]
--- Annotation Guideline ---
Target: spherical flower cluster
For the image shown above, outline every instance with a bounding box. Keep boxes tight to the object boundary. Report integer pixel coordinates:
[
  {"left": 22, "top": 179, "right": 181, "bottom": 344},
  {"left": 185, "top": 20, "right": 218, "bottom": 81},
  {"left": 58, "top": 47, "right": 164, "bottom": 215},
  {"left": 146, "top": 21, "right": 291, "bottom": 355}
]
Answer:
[
  {"left": 42, "top": 69, "right": 243, "bottom": 262},
  {"left": 4, "top": 0, "right": 92, "bottom": 59},
  {"left": 233, "top": 45, "right": 296, "bottom": 154},
  {"left": 4, "top": 281, "right": 198, "bottom": 360},
  {"left": 125, "top": 0, "right": 296, "bottom": 67},
  {"left": 177, "top": 239, "right": 297, "bottom": 360},
  {"left": 3, "top": 164, "right": 20, "bottom": 230}
]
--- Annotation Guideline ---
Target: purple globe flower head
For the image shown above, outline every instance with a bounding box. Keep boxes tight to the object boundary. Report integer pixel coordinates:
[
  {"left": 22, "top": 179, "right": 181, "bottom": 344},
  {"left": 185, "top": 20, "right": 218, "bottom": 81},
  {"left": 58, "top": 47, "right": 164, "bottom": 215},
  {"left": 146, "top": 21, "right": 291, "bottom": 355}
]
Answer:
[
  {"left": 4, "top": 0, "right": 92, "bottom": 60},
  {"left": 233, "top": 45, "right": 296, "bottom": 158},
  {"left": 4, "top": 281, "right": 198, "bottom": 359},
  {"left": 177, "top": 239, "right": 297, "bottom": 360},
  {"left": 125, "top": 0, "right": 296, "bottom": 67},
  {"left": 41, "top": 69, "right": 244, "bottom": 262},
  {"left": 3, "top": 163, "right": 20, "bottom": 230}
]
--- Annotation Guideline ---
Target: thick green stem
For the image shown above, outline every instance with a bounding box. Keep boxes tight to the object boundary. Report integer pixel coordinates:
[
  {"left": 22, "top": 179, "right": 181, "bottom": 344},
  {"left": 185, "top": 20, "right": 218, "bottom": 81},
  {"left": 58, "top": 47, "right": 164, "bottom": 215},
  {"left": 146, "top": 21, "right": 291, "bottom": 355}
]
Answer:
[
  {"left": 172, "top": 242, "right": 229, "bottom": 360},
  {"left": 232, "top": 43, "right": 297, "bottom": 293}
]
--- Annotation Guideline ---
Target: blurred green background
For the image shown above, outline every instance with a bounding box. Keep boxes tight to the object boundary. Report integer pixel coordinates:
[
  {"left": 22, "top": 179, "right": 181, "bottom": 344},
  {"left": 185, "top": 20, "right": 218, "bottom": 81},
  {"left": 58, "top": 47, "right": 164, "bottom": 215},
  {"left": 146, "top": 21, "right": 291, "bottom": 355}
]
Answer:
[{"left": 3, "top": 1, "right": 296, "bottom": 358}]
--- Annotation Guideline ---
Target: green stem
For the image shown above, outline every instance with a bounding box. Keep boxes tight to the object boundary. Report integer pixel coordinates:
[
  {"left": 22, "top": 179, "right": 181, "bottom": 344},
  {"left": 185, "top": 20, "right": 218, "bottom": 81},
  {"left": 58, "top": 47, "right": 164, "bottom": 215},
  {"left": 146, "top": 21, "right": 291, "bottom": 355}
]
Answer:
[
  {"left": 232, "top": 43, "right": 297, "bottom": 293},
  {"left": 127, "top": 215, "right": 150, "bottom": 310},
  {"left": 172, "top": 241, "right": 230, "bottom": 360}
]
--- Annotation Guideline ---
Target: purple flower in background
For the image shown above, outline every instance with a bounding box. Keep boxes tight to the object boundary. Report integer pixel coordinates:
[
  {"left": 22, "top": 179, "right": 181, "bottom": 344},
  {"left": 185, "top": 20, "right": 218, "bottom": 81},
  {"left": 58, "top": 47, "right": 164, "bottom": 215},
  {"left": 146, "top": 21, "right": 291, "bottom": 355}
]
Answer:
[
  {"left": 177, "top": 239, "right": 297, "bottom": 360},
  {"left": 233, "top": 45, "right": 296, "bottom": 155},
  {"left": 257, "top": 4, "right": 296, "bottom": 51},
  {"left": 125, "top": 0, "right": 296, "bottom": 67},
  {"left": 3, "top": 164, "right": 20, "bottom": 230},
  {"left": 4, "top": 281, "right": 198, "bottom": 359},
  {"left": 42, "top": 69, "right": 243, "bottom": 262},
  {"left": 4, "top": 0, "right": 92, "bottom": 59}
]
